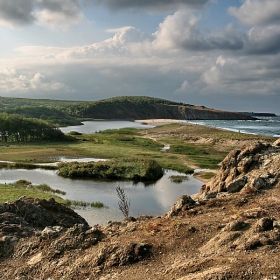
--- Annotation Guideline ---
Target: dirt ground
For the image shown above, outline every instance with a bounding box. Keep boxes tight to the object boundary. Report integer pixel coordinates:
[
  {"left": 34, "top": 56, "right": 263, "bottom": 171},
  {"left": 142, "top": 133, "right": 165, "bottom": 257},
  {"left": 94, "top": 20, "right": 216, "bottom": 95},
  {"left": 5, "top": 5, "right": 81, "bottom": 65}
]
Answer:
[{"left": 0, "top": 182, "right": 279, "bottom": 280}]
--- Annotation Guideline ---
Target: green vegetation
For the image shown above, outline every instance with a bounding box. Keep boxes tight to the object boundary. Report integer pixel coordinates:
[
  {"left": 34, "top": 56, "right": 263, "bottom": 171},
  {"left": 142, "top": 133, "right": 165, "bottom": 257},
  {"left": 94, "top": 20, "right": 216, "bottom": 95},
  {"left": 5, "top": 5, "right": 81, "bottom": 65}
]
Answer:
[
  {"left": 0, "top": 180, "right": 105, "bottom": 208},
  {"left": 169, "top": 175, "right": 189, "bottom": 183},
  {"left": 1, "top": 122, "right": 274, "bottom": 175},
  {"left": 70, "top": 200, "right": 105, "bottom": 208},
  {"left": 0, "top": 161, "right": 58, "bottom": 170},
  {"left": 0, "top": 113, "right": 69, "bottom": 142},
  {"left": 58, "top": 158, "right": 163, "bottom": 181},
  {"left": 197, "top": 171, "right": 217, "bottom": 180},
  {"left": 0, "top": 180, "right": 68, "bottom": 205},
  {"left": 0, "top": 96, "right": 194, "bottom": 126}
]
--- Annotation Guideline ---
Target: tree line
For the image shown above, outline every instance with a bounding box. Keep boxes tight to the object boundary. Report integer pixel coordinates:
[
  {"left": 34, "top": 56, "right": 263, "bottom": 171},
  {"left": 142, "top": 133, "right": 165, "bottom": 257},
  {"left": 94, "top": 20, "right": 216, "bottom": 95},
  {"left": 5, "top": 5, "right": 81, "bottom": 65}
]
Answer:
[{"left": 0, "top": 113, "right": 66, "bottom": 142}]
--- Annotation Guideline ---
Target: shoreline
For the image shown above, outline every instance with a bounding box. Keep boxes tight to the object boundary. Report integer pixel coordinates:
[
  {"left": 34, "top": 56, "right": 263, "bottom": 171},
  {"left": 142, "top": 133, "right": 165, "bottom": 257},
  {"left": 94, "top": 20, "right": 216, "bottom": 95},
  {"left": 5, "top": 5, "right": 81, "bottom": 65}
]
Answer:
[{"left": 135, "top": 119, "right": 187, "bottom": 126}]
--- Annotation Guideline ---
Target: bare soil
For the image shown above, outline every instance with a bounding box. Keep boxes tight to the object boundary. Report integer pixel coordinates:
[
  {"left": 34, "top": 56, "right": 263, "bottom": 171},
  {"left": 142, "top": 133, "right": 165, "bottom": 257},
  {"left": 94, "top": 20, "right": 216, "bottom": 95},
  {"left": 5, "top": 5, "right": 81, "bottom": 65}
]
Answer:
[{"left": 0, "top": 182, "right": 279, "bottom": 280}]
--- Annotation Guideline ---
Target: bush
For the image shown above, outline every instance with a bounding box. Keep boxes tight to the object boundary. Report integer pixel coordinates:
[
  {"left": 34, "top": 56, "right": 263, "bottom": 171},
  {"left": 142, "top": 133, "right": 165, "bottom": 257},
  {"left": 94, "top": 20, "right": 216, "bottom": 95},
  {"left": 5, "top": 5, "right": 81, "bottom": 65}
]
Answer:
[{"left": 57, "top": 158, "right": 163, "bottom": 181}]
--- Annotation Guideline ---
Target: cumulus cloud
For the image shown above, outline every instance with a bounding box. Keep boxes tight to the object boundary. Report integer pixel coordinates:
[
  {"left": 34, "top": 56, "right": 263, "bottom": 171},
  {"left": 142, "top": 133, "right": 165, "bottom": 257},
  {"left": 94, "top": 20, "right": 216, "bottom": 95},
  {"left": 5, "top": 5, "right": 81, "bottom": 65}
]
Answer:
[
  {"left": 0, "top": 0, "right": 35, "bottom": 26},
  {"left": 90, "top": 0, "right": 212, "bottom": 11},
  {"left": 245, "top": 25, "right": 280, "bottom": 55},
  {"left": 200, "top": 54, "right": 280, "bottom": 97},
  {"left": 0, "top": 0, "right": 214, "bottom": 28},
  {"left": 229, "top": 0, "right": 280, "bottom": 26},
  {"left": 151, "top": 10, "right": 280, "bottom": 55},
  {"left": 153, "top": 10, "right": 244, "bottom": 51},
  {"left": 0, "top": 68, "right": 72, "bottom": 93},
  {"left": 55, "top": 26, "right": 152, "bottom": 59},
  {"left": 0, "top": 0, "right": 83, "bottom": 28}
]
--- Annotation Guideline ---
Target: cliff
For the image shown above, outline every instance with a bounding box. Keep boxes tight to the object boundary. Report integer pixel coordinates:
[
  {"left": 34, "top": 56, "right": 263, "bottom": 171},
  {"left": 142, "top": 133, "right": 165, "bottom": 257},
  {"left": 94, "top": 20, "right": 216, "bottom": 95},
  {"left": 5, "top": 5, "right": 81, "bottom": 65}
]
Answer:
[{"left": 71, "top": 96, "right": 255, "bottom": 120}]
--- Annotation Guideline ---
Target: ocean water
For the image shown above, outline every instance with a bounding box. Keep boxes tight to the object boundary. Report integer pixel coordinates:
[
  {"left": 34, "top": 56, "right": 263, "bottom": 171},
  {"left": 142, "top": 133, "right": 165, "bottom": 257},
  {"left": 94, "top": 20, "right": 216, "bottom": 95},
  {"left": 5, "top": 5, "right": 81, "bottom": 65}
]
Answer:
[{"left": 188, "top": 116, "right": 280, "bottom": 138}]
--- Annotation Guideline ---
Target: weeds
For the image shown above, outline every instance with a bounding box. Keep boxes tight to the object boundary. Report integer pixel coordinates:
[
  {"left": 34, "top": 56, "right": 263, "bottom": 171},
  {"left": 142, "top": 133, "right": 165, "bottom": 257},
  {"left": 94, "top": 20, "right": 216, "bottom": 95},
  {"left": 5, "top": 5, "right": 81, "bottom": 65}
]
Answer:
[
  {"left": 70, "top": 200, "right": 105, "bottom": 208},
  {"left": 169, "top": 175, "right": 189, "bottom": 183},
  {"left": 116, "top": 185, "right": 130, "bottom": 218}
]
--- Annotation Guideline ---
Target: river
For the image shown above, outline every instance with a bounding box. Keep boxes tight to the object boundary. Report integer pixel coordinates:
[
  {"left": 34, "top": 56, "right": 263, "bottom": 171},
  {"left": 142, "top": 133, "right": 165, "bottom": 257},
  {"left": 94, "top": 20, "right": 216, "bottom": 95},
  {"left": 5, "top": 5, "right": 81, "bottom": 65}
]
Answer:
[
  {"left": 0, "top": 120, "right": 206, "bottom": 225},
  {"left": 0, "top": 168, "right": 202, "bottom": 226}
]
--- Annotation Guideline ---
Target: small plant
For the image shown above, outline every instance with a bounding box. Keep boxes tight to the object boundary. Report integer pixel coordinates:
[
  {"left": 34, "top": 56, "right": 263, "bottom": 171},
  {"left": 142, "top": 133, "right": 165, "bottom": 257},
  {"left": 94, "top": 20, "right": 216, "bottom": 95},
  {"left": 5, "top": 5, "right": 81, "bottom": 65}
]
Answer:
[
  {"left": 116, "top": 185, "right": 130, "bottom": 218},
  {"left": 169, "top": 175, "right": 189, "bottom": 183},
  {"left": 90, "top": 201, "right": 105, "bottom": 208}
]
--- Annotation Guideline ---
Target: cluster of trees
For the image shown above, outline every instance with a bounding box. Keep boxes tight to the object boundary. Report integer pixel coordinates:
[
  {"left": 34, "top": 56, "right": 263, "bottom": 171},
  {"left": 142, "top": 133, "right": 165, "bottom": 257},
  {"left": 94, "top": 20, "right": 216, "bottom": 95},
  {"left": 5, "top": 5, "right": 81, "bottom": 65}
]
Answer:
[{"left": 0, "top": 113, "right": 66, "bottom": 142}]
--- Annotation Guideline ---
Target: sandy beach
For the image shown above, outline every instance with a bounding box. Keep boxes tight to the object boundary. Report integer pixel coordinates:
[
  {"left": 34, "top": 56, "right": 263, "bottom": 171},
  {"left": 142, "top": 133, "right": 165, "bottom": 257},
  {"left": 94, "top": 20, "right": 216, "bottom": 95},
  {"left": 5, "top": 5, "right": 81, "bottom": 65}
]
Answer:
[{"left": 135, "top": 119, "right": 187, "bottom": 126}]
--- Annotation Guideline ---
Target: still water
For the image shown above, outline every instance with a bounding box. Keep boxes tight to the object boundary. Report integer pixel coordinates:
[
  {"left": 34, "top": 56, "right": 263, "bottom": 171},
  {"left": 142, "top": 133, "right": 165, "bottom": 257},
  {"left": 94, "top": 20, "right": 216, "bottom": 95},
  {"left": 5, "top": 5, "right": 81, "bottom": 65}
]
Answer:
[
  {"left": 0, "top": 168, "right": 202, "bottom": 226},
  {"left": 1, "top": 120, "right": 202, "bottom": 225},
  {"left": 60, "top": 120, "right": 154, "bottom": 134}
]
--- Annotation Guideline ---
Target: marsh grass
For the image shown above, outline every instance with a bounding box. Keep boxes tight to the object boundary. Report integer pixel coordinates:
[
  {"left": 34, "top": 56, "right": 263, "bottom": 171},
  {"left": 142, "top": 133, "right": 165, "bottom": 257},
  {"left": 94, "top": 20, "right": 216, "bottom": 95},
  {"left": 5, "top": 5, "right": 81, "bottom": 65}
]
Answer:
[
  {"left": 0, "top": 182, "right": 67, "bottom": 205},
  {"left": 57, "top": 158, "right": 164, "bottom": 181},
  {"left": 70, "top": 200, "right": 105, "bottom": 208},
  {"left": 169, "top": 175, "right": 189, "bottom": 184},
  {"left": 0, "top": 123, "right": 275, "bottom": 174},
  {"left": 198, "top": 171, "right": 217, "bottom": 180}
]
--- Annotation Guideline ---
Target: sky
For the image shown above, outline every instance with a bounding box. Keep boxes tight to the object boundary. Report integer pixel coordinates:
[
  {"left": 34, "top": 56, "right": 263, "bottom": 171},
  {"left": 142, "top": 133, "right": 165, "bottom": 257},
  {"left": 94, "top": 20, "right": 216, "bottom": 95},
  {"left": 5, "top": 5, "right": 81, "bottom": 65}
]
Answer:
[{"left": 1, "top": 0, "right": 280, "bottom": 114}]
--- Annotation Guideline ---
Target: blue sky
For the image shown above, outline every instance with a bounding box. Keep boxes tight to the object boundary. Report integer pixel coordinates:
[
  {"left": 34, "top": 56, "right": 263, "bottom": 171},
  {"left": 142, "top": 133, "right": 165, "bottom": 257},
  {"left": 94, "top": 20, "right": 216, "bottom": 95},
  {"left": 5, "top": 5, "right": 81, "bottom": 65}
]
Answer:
[{"left": 1, "top": 0, "right": 280, "bottom": 114}]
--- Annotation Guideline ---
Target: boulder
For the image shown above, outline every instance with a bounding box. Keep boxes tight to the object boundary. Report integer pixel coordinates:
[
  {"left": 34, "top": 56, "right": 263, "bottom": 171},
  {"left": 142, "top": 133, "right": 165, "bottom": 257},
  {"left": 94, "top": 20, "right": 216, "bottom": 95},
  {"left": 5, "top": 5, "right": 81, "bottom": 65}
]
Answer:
[
  {"left": 199, "top": 141, "right": 280, "bottom": 197},
  {"left": 0, "top": 197, "right": 91, "bottom": 258},
  {"left": 166, "top": 195, "right": 196, "bottom": 218},
  {"left": 226, "top": 176, "right": 247, "bottom": 193}
]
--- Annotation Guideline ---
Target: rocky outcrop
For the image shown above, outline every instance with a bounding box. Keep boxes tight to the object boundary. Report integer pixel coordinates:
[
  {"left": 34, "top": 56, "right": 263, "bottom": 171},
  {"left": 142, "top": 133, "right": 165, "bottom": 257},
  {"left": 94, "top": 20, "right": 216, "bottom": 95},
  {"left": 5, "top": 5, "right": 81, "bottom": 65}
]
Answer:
[
  {"left": 199, "top": 139, "right": 280, "bottom": 198},
  {"left": 165, "top": 195, "right": 196, "bottom": 218},
  {"left": 0, "top": 196, "right": 91, "bottom": 258},
  {"left": 200, "top": 216, "right": 280, "bottom": 254}
]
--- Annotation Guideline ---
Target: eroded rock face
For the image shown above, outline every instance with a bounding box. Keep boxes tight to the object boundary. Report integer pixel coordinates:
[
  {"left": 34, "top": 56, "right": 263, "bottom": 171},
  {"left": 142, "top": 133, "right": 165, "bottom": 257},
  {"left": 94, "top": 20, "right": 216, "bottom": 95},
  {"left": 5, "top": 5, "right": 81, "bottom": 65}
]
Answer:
[
  {"left": 0, "top": 197, "right": 90, "bottom": 258},
  {"left": 165, "top": 195, "right": 196, "bottom": 218},
  {"left": 200, "top": 141, "right": 280, "bottom": 197}
]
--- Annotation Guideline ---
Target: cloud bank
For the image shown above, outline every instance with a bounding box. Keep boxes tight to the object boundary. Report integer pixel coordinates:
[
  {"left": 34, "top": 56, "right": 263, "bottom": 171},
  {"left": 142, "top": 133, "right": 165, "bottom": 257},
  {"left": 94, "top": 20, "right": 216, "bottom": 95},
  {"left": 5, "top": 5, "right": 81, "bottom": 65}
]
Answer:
[{"left": 1, "top": 0, "right": 280, "bottom": 113}]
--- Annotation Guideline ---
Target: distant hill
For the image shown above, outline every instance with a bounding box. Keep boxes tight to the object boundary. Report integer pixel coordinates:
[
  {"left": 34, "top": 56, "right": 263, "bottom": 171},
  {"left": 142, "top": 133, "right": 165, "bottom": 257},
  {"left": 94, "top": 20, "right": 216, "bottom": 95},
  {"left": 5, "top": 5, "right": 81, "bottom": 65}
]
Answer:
[
  {"left": 0, "top": 96, "right": 254, "bottom": 125},
  {"left": 240, "top": 112, "right": 277, "bottom": 117}
]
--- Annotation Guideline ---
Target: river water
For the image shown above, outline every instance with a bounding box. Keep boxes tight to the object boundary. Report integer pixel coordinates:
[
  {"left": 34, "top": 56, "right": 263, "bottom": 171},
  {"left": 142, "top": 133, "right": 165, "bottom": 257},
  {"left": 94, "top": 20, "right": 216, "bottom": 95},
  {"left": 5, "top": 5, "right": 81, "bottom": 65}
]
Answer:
[
  {"left": 2, "top": 118, "right": 279, "bottom": 225},
  {"left": 0, "top": 168, "right": 202, "bottom": 226},
  {"left": 60, "top": 120, "right": 154, "bottom": 134}
]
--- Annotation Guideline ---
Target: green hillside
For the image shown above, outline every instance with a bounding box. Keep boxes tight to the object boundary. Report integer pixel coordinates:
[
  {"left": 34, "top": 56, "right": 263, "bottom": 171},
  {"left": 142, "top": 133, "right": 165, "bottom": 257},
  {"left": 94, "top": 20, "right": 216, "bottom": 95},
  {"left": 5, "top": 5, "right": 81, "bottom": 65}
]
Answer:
[{"left": 0, "top": 95, "right": 253, "bottom": 126}]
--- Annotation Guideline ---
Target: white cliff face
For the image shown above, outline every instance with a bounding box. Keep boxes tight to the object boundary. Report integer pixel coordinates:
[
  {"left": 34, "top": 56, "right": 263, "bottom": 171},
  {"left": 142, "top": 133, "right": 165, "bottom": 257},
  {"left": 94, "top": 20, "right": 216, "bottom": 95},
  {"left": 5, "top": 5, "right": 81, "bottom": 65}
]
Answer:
[{"left": 199, "top": 139, "right": 280, "bottom": 197}]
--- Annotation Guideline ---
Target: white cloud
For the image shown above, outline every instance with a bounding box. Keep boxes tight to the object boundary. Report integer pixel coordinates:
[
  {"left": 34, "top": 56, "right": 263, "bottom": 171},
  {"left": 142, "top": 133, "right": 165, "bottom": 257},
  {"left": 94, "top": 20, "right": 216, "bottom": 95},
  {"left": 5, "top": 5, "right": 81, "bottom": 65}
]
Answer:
[
  {"left": 36, "top": 9, "right": 84, "bottom": 29},
  {"left": 229, "top": 0, "right": 280, "bottom": 26},
  {"left": 0, "top": 68, "right": 73, "bottom": 93},
  {"left": 152, "top": 10, "right": 244, "bottom": 51}
]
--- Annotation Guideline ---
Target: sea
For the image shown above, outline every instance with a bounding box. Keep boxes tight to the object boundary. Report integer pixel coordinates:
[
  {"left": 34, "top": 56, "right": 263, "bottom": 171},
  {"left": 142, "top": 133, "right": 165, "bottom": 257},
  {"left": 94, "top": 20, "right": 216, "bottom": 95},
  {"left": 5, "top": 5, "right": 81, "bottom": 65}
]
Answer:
[{"left": 187, "top": 116, "right": 280, "bottom": 138}]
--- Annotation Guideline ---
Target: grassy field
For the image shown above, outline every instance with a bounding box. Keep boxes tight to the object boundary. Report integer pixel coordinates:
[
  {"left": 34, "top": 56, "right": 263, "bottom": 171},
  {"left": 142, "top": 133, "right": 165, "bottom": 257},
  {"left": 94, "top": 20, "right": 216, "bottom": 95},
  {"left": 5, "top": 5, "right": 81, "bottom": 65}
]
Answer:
[
  {"left": 0, "top": 124, "right": 275, "bottom": 173},
  {"left": 0, "top": 123, "right": 276, "bottom": 205},
  {"left": 0, "top": 182, "right": 67, "bottom": 205}
]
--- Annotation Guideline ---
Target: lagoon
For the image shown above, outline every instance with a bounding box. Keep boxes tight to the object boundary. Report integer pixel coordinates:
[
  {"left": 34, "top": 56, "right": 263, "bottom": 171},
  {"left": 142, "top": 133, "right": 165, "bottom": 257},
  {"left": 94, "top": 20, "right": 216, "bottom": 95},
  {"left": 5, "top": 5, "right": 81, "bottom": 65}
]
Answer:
[
  {"left": 60, "top": 120, "right": 154, "bottom": 134},
  {"left": 0, "top": 120, "right": 202, "bottom": 226},
  {"left": 0, "top": 168, "right": 202, "bottom": 226}
]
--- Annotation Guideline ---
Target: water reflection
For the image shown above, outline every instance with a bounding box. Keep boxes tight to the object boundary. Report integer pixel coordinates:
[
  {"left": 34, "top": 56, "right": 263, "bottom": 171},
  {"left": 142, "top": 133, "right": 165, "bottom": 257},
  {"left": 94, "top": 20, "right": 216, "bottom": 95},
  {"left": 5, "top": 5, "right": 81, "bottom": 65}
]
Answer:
[
  {"left": 60, "top": 120, "right": 154, "bottom": 134},
  {"left": 0, "top": 168, "right": 202, "bottom": 226}
]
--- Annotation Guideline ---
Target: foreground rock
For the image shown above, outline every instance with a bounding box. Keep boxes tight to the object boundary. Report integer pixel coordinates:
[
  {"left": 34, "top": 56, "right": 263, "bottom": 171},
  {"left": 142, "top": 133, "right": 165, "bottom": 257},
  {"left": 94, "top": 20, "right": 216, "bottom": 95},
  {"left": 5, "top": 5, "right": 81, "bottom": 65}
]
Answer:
[
  {"left": 0, "top": 141, "right": 280, "bottom": 279},
  {"left": 199, "top": 140, "right": 280, "bottom": 198}
]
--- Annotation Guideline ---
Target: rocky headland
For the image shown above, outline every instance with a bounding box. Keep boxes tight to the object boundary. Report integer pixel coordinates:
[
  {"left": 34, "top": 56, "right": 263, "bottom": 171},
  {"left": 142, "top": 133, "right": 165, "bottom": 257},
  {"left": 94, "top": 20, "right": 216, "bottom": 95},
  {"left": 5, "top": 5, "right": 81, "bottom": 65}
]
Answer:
[{"left": 0, "top": 139, "right": 280, "bottom": 279}]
